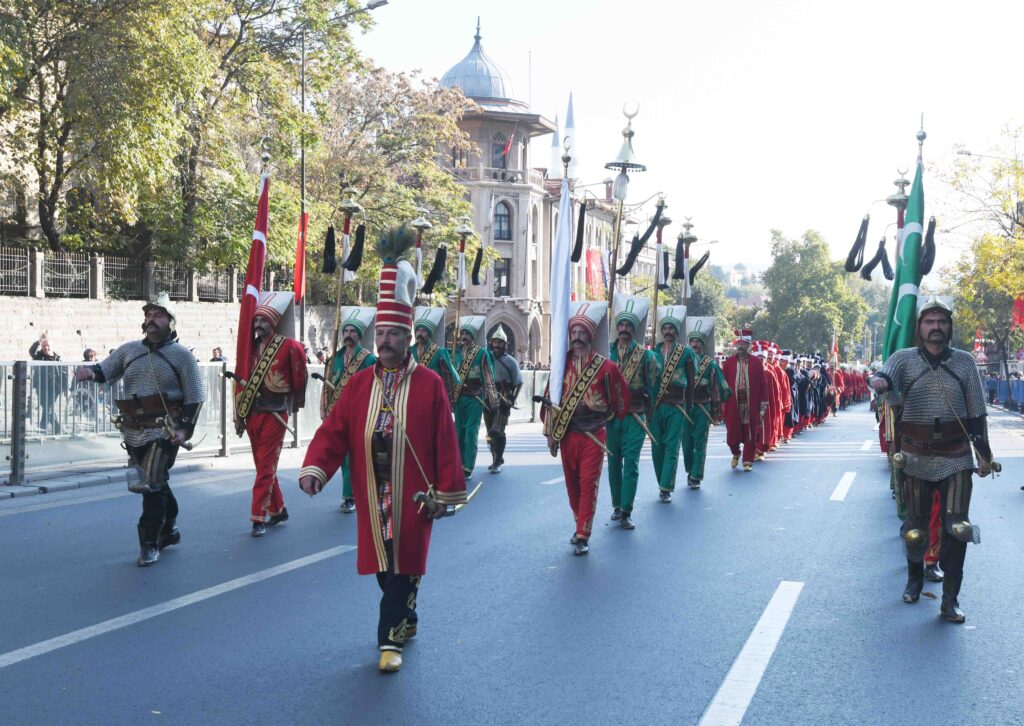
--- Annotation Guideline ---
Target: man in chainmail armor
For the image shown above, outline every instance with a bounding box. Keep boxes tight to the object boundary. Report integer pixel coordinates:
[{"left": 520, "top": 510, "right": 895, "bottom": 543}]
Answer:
[
  {"left": 871, "top": 295, "right": 995, "bottom": 623},
  {"left": 75, "top": 293, "right": 205, "bottom": 567}
]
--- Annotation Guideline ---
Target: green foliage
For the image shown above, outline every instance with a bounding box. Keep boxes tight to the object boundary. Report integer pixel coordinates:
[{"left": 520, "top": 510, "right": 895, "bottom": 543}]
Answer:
[
  {"left": 687, "top": 272, "right": 734, "bottom": 344},
  {"left": 757, "top": 229, "right": 868, "bottom": 359}
]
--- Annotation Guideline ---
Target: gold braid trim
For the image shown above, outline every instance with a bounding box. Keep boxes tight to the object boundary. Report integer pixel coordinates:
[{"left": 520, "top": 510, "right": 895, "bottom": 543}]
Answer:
[
  {"left": 419, "top": 343, "right": 440, "bottom": 369},
  {"left": 236, "top": 335, "right": 284, "bottom": 419},
  {"left": 619, "top": 343, "right": 646, "bottom": 386},
  {"left": 325, "top": 348, "right": 370, "bottom": 416},
  {"left": 654, "top": 343, "right": 685, "bottom": 407},
  {"left": 550, "top": 354, "right": 606, "bottom": 442},
  {"left": 453, "top": 345, "right": 480, "bottom": 402}
]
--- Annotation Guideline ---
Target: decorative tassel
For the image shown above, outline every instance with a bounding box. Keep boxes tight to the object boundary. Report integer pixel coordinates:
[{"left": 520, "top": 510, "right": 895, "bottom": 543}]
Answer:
[
  {"left": 322, "top": 226, "right": 336, "bottom": 274},
  {"left": 920, "top": 216, "right": 936, "bottom": 275},
  {"left": 571, "top": 201, "right": 586, "bottom": 263},
  {"left": 880, "top": 245, "right": 894, "bottom": 280},
  {"left": 638, "top": 204, "right": 663, "bottom": 246},
  {"left": 860, "top": 237, "right": 888, "bottom": 281},
  {"left": 658, "top": 249, "right": 670, "bottom": 290},
  {"left": 615, "top": 234, "right": 643, "bottom": 276},
  {"left": 421, "top": 245, "right": 447, "bottom": 294},
  {"left": 672, "top": 240, "right": 686, "bottom": 280},
  {"left": 689, "top": 250, "right": 710, "bottom": 286},
  {"left": 342, "top": 224, "right": 366, "bottom": 272},
  {"left": 845, "top": 215, "right": 869, "bottom": 272},
  {"left": 471, "top": 246, "right": 484, "bottom": 285}
]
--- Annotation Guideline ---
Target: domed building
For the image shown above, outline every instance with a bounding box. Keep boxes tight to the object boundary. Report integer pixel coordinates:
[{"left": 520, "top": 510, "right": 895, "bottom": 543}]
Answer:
[{"left": 438, "top": 20, "right": 556, "bottom": 363}]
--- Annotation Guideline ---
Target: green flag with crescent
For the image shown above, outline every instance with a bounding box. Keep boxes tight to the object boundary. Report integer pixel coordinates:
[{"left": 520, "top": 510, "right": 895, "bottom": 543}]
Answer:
[{"left": 883, "top": 158, "right": 924, "bottom": 358}]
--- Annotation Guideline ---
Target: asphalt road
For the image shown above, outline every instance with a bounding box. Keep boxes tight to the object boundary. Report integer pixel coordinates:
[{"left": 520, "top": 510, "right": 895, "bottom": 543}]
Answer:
[{"left": 1, "top": 403, "right": 1022, "bottom": 725}]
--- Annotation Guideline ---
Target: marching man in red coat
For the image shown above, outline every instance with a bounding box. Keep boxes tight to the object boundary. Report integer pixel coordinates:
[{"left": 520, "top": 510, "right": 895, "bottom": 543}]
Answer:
[
  {"left": 722, "top": 329, "right": 766, "bottom": 472},
  {"left": 542, "top": 302, "right": 630, "bottom": 556},
  {"left": 299, "top": 228, "right": 465, "bottom": 673},
  {"left": 235, "top": 291, "right": 308, "bottom": 536}
]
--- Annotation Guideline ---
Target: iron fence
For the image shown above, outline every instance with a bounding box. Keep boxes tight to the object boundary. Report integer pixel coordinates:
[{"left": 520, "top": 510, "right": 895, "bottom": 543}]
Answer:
[
  {"left": 2, "top": 361, "right": 544, "bottom": 484},
  {"left": 0, "top": 247, "right": 29, "bottom": 294},
  {"left": 197, "top": 270, "right": 232, "bottom": 302},
  {"left": 43, "top": 251, "right": 90, "bottom": 297},
  {"left": 105, "top": 255, "right": 145, "bottom": 299},
  {"left": 153, "top": 263, "right": 189, "bottom": 300}
]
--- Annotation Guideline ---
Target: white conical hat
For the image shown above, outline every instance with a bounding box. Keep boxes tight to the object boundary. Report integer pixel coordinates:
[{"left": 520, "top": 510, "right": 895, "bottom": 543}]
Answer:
[
  {"left": 489, "top": 325, "right": 508, "bottom": 342},
  {"left": 613, "top": 295, "right": 650, "bottom": 338},
  {"left": 686, "top": 316, "right": 716, "bottom": 355},
  {"left": 458, "top": 315, "right": 487, "bottom": 347},
  {"left": 254, "top": 291, "right": 297, "bottom": 340},
  {"left": 656, "top": 305, "right": 687, "bottom": 343},
  {"left": 339, "top": 306, "right": 376, "bottom": 351},
  {"left": 568, "top": 300, "right": 610, "bottom": 357},
  {"left": 413, "top": 307, "right": 446, "bottom": 347}
]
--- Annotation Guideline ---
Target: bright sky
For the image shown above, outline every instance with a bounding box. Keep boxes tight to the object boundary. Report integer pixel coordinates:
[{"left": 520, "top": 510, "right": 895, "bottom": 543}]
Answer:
[{"left": 356, "top": 0, "right": 1023, "bottom": 274}]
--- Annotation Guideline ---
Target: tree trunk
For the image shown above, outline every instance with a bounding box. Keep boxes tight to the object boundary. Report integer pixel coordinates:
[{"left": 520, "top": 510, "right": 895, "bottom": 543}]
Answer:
[{"left": 179, "top": 122, "right": 202, "bottom": 249}]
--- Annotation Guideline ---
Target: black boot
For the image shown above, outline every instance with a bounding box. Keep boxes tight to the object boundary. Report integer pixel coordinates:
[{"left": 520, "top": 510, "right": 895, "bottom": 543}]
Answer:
[
  {"left": 940, "top": 575, "right": 966, "bottom": 623},
  {"left": 137, "top": 525, "right": 159, "bottom": 567},
  {"left": 158, "top": 519, "right": 181, "bottom": 550},
  {"left": 267, "top": 507, "right": 289, "bottom": 526},
  {"left": 902, "top": 560, "right": 924, "bottom": 603}
]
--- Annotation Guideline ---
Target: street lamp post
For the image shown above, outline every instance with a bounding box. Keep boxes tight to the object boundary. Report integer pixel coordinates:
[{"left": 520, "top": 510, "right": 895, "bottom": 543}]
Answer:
[
  {"left": 452, "top": 215, "right": 475, "bottom": 354},
  {"left": 677, "top": 220, "right": 697, "bottom": 307},
  {"left": 653, "top": 200, "right": 670, "bottom": 346},
  {"left": 604, "top": 105, "right": 646, "bottom": 330}
]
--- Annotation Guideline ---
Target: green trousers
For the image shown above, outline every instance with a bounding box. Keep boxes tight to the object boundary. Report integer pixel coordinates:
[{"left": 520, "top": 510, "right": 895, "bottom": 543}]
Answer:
[
  {"left": 607, "top": 414, "right": 646, "bottom": 513},
  {"left": 454, "top": 396, "right": 484, "bottom": 475},
  {"left": 650, "top": 405, "right": 685, "bottom": 492},
  {"left": 341, "top": 455, "right": 353, "bottom": 499},
  {"left": 681, "top": 405, "right": 711, "bottom": 481}
]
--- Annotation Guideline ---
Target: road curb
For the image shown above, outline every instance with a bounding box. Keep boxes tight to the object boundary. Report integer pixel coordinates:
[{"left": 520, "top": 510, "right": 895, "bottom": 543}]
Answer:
[{"left": 13, "top": 460, "right": 218, "bottom": 496}]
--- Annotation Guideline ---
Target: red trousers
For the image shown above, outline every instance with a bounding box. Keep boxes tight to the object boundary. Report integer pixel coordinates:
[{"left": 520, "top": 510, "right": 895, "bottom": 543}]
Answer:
[
  {"left": 249, "top": 411, "right": 288, "bottom": 521},
  {"left": 726, "top": 421, "right": 757, "bottom": 464},
  {"left": 925, "top": 489, "right": 942, "bottom": 566},
  {"left": 783, "top": 424, "right": 794, "bottom": 440},
  {"left": 560, "top": 429, "right": 605, "bottom": 540}
]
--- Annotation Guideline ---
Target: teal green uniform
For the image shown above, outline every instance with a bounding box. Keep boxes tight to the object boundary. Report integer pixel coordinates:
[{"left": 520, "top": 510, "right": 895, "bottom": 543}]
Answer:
[
  {"left": 325, "top": 345, "right": 376, "bottom": 499},
  {"left": 650, "top": 342, "right": 697, "bottom": 492},
  {"left": 607, "top": 340, "right": 658, "bottom": 514},
  {"left": 453, "top": 344, "right": 496, "bottom": 477},
  {"left": 412, "top": 342, "right": 461, "bottom": 408},
  {"left": 682, "top": 354, "right": 731, "bottom": 483}
]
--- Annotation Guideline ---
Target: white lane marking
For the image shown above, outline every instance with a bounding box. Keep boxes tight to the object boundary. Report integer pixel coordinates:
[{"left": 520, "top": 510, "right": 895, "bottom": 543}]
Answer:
[
  {"left": 699, "top": 580, "right": 804, "bottom": 726},
  {"left": 0, "top": 471, "right": 246, "bottom": 517},
  {"left": 540, "top": 477, "right": 565, "bottom": 485},
  {"left": 830, "top": 472, "right": 857, "bottom": 502},
  {"left": 860, "top": 440, "right": 873, "bottom": 451},
  {"left": 0, "top": 544, "right": 355, "bottom": 670}
]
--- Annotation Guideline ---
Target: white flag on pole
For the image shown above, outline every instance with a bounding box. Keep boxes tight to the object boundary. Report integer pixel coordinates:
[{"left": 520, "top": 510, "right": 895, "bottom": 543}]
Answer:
[{"left": 549, "top": 176, "right": 572, "bottom": 407}]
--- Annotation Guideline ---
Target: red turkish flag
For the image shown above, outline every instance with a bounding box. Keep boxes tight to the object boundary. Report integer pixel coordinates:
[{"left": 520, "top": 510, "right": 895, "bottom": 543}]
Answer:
[
  {"left": 234, "top": 173, "right": 270, "bottom": 387},
  {"left": 1013, "top": 296, "right": 1024, "bottom": 330},
  {"left": 293, "top": 211, "right": 308, "bottom": 304}
]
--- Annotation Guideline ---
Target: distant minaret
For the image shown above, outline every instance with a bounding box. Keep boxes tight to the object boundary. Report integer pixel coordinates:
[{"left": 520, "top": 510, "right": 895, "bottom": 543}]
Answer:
[
  {"left": 549, "top": 113, "right": 561, "bottom": 179},
  {"left": 564, "top": 92, "right": 577, "bottom": 179}
]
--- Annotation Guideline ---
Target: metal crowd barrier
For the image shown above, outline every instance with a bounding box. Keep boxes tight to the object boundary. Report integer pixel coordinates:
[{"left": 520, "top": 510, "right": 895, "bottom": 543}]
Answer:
[
  {"left": 2, "top": 361, "right": 544, "bottom": 485},
  {"left": 984, "top": 378, "right": 1024, "bottom": 411}
]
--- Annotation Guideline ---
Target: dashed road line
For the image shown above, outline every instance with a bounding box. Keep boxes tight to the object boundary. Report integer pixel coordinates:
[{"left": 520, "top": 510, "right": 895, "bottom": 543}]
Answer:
[
  {"left": 699, "top": 580, "right": 804, "bottom": 726},
  {"left": 830, "top": 472, "right": 857, "bottom": 501}
]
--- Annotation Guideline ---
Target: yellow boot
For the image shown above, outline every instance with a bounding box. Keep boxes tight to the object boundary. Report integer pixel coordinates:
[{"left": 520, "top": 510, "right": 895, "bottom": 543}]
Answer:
[
  {"left": 730, "top": 455, "right": 739, "bottom": 469},
  {"left": 378, "top": 650, "right": 402, "bottom": 673}
]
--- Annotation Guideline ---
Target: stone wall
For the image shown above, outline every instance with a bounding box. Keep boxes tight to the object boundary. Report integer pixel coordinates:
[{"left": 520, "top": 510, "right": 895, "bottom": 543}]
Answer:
[{"left": 2, "top": 297, "right": 338, "bottom": 362}]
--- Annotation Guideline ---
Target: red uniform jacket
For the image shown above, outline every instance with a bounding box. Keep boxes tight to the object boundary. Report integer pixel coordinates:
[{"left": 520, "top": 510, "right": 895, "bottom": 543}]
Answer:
[
  {"left": 257, "top": 336, "right": 308, "bottom": 410},
  {"left": 722, "top": 353, "right": 766, "bottom": 437},
  {"left": 301, "top": 356, "right": 466, "bottom": 575},
  {"left": 541, "top": 352, "right": 632, "bottom": 429}
]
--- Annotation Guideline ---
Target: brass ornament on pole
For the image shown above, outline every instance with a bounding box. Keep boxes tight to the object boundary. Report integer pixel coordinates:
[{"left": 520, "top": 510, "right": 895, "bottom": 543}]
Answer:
[
  {"left": 411, "top": 206, "right": 433, "bottom": 290},
  {"left": 604, "top": 104, "right": 646, "bottom": 336},
  {"left": 452, "top": 215, "right": 474, "bottom": 355},
  {"left": 678, "top": 219, "right": 697, "bottom": 307}
]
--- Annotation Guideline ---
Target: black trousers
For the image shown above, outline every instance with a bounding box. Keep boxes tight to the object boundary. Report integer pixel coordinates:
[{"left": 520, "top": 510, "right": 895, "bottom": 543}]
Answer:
[
  {"left": 901, "top": 472, "right": 971, "bottom": 595},
  {"left": 127, "top": 440, "right": 179, "bottom": 542},
  {"left": 375, "top": 541, "right": 420, "bottom": 652},
  {"left": 484, "top": 405, "right": 511, "bottom": 465}
]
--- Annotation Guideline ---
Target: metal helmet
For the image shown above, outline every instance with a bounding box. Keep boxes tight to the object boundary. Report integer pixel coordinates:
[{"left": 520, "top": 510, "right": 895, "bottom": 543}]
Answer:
[
  {"left": 143, "top": 291, "right": 178, "bottom": 331},
  {"left": 916, "top": 294, "right": 953, "bottom": 321}
]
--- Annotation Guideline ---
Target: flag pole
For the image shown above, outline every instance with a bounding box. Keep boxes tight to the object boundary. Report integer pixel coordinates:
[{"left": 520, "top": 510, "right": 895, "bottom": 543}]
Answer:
[
  {"left": 330, "top": 188, "right": 363, "bottom": 361},
  {"left": 652, "top": 198, "right": 669, "bottom": 348},
  {"left": 452, "top": 216, "right": 474, "bottom": 355}
]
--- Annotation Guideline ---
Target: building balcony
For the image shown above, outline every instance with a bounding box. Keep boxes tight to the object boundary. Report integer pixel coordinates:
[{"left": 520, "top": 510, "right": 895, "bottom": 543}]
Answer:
[{"left": 452, "top": 166, "right": 545, "bottom": 188}]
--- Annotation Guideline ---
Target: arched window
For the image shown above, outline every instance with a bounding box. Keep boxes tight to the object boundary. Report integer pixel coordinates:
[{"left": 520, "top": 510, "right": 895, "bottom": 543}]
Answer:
[{"left": 494, "top": 201, "right": 512, "bottom": 241}]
